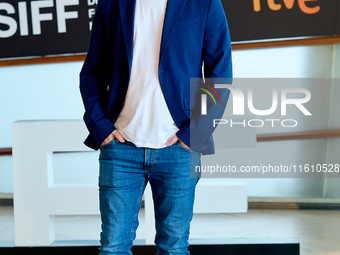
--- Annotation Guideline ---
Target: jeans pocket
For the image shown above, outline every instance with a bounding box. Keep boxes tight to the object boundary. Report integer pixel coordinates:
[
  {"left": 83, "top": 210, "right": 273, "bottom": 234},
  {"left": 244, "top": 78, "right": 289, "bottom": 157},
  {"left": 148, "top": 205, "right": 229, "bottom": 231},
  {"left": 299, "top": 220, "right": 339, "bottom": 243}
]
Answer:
[
  {"left": 177, "top": 140, "right": 194, "bottom": 152},
  {"left": 100, "top": 137, "right": 117, "bottom": 149}
]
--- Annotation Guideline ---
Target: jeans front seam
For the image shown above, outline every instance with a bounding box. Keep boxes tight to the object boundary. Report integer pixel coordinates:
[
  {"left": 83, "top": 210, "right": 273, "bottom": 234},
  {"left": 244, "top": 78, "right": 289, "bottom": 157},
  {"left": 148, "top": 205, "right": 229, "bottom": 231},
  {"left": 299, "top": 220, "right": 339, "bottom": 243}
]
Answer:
[{"left": 130, "top": 177, "right": 146, "bottom": 243}]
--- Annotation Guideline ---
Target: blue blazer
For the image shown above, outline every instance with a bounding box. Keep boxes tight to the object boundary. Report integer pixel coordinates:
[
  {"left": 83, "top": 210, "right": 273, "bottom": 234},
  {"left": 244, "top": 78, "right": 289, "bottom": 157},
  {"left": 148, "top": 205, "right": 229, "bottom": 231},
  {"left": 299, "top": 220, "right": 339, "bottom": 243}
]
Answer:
[{"left": 79, "top": 0, "right": 232, "bottom": 155}]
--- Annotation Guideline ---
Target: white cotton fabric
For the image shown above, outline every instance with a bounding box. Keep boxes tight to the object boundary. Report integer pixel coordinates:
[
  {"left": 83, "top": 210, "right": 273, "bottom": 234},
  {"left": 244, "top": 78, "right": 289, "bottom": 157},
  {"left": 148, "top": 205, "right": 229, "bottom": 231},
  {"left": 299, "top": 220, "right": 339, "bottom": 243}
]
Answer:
[{"left": 114, "top": 0, "right": 179, "bottom": 148}]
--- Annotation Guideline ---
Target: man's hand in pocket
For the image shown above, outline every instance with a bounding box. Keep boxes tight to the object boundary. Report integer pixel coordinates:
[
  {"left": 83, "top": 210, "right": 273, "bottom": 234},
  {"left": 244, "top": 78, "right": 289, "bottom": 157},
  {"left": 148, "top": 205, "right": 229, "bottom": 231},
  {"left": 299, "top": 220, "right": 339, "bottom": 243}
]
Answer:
[
  {"left": 166, "top": 134, "right": 191, "bottom": 149},
  {"left": 101, "top": 129, "right": 125, "bottom": 146}
]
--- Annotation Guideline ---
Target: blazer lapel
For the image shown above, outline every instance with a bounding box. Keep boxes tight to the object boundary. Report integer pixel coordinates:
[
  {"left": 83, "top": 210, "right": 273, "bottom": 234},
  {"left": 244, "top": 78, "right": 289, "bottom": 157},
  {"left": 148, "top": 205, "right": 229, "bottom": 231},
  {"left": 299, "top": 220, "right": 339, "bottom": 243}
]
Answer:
[
  {"left": 160, "top": 0, "right": 188, "bottom": 63},
  {"left": 118, "top": 0, "right": 136, "bottom": 73}
]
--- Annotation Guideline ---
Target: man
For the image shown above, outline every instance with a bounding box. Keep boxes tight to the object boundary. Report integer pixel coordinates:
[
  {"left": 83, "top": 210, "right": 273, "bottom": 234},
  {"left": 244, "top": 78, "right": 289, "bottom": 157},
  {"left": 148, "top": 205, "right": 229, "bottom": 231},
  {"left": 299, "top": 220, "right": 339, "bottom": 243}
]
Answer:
[{"left": 79, "top": 0, "right": 232, "bottom": 254}]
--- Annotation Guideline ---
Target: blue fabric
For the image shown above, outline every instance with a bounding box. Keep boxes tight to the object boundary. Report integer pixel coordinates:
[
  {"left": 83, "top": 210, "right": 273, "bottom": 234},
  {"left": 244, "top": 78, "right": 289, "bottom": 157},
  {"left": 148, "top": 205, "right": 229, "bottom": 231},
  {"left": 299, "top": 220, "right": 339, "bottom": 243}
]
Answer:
[
  {"left": 79, "top": 0, "right": 233, "bottom": 155},
  {"left": 98, "top": 139, "right": 200, "bottom": 254}
]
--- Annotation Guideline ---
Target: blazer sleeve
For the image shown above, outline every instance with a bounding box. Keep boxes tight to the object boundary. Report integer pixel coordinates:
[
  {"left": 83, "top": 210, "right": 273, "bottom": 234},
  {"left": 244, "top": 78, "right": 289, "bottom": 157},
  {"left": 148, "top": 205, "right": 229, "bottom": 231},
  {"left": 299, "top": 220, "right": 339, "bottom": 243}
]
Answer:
[
  {"left": 79, "top": 0, "right": 116, "bottom": 149},
  {"left": 175, "top": 0, "right": 233, "bottom": 153}
]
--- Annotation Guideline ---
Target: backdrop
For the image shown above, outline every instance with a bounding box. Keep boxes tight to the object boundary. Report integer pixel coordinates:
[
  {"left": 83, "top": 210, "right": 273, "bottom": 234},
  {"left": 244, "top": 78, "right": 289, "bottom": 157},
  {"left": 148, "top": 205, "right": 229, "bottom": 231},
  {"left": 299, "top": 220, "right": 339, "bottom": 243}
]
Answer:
[{"left": 0, "top": 0, "right": 339, "bottom": 59}]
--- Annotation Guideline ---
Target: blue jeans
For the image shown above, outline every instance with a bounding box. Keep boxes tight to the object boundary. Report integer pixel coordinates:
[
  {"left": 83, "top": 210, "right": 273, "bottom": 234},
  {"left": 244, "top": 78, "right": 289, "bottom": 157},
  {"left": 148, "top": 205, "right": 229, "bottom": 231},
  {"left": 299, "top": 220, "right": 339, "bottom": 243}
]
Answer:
[{"left": 98, "top": 138, "right": 201, "bottom": 255}]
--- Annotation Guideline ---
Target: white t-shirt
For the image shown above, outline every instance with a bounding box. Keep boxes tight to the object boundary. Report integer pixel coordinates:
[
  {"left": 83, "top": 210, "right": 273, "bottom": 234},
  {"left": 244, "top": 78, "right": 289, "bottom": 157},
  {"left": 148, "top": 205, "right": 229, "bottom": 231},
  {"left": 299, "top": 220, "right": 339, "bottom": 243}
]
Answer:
[{"left": 114, "top": 0, "right": 179, "bottom": 148}]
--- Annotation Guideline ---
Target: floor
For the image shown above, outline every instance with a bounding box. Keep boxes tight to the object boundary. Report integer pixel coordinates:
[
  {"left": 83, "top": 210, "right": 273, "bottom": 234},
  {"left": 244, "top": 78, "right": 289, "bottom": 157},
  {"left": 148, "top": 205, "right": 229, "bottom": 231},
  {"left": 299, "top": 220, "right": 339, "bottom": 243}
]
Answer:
[{"left": 0, "top": 206, "right": 339, "bottom": 255}]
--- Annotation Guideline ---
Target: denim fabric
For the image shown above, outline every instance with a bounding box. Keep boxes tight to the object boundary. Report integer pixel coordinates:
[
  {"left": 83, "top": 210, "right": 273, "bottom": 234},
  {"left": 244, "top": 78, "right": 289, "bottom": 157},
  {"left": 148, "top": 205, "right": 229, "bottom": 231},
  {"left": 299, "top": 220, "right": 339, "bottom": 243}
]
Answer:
[{"left": 98, "top": 139, "right": 201, "bottom": 255}]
